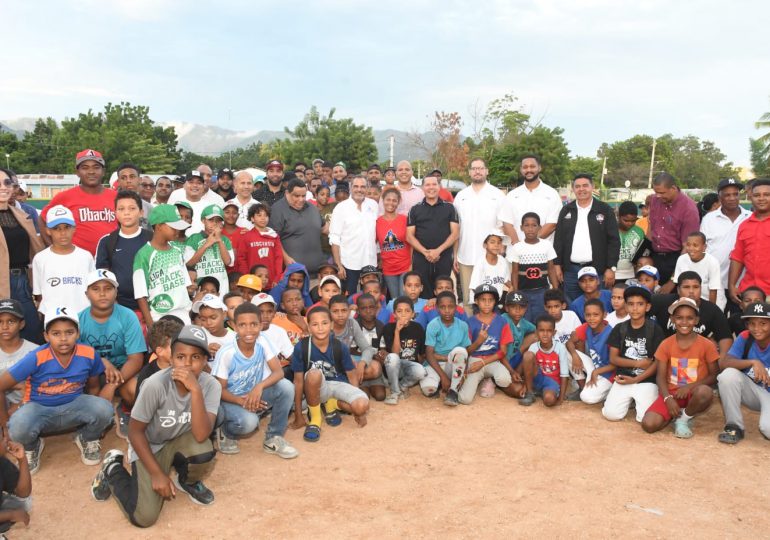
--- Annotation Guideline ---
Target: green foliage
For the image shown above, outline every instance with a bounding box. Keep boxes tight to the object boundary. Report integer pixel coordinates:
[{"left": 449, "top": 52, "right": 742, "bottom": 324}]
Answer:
[
  {"left": 568, "top": 155, "right": 603, "bottom": 183},
  {"left": 487, "top": 126, "right": 571, "bottom": 187},
  {"left": 262, "top": 107, "right": 377, "bottom": 172},
  {"left": 750, "top": 137, "right": 770, "bottom": 177}
]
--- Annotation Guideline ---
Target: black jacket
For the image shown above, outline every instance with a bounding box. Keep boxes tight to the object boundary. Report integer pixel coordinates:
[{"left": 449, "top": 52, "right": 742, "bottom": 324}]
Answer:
[{"left": 553, "top": 198, "right": 620, "bottom": 272}]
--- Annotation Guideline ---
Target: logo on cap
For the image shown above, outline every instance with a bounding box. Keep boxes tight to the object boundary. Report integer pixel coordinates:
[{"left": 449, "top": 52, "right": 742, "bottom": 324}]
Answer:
[
  {"left": 190, "top": 327, "right": 205, "bottom": 340},
  {"left": 53, "top": 207, "right": 67, "bottom": 216},
  {"left": 98, "top": 269, "right": 109, "bottom": 279},
  {"left": 755, "top": 303, "right": 764, "bottom": 313},
  {"left": 0, "top": 301, "right": 13, "bottom": 309},
  {"left": 56, "top": 307, "right": 68, "bottom": 316}
]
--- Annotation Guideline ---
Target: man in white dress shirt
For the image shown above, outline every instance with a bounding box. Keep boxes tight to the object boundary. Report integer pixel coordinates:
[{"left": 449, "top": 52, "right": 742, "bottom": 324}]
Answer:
[{"left": 229, "top": 171, "right": 260, "bottom": 230}]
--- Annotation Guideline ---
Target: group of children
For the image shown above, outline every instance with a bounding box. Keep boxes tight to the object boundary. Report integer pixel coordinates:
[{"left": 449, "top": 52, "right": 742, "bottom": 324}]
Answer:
[{"left": 1, "top": 193, "right": 770, "bottom": 534}]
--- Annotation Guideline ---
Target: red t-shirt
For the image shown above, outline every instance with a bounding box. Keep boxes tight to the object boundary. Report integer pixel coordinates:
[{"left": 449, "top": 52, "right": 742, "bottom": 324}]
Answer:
[
  {"left": 42, "top": 186, "right": 117, "bottom": 255},
  {"left": 438, "top": 188, "right": 454, "bottom": 203},
  {"left": 376, "top": 214, "right": 411, "bottom": 276},
  {"left": 222, "top": 226, "right": 246, "bottom": 273}
]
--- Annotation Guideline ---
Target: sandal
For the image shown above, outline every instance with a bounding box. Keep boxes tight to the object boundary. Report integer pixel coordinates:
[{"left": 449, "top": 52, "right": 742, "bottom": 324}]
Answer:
[
  {"left": 303, "top": 424, "right": 321, "bottom": 442},
  {"left": 718, "top": 424, "right": 744, "bottom": 444},
  {"left": 325, "top": 410, "right": 342, "bottom": 427}
]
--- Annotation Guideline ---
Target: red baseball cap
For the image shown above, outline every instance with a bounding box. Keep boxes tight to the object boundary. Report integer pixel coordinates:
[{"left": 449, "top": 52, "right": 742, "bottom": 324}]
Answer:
[
  {"left": 266, "top": 160, "right": 284, "bottom": 171},
  {"left": 75, "top": 149, "right": 105, "bottom": 168}
]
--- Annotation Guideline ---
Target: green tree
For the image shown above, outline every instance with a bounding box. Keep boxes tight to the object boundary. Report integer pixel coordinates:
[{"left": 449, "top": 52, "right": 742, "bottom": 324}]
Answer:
[
  {"left": 568, "top": 155, "right": 603, "bottom": 183},
  {"left": 750, "top": 137, "right": 770, "bottom": 176},
  {"left": 12, "top": 118, "right": 67, "bottom": 173},
  {"left": 487, "top": 126, "right": 571, "bottom": 187},
  {"left": 263, "top": 107, "right": 377, "bottom": 172}
]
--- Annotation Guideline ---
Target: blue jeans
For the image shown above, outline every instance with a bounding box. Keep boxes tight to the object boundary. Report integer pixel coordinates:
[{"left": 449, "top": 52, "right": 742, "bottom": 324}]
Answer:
[
  {"left": 220, "top": 378, "right": 293, "bottom": 439},
  {"left": 563, "top": 263, "right": 604, "bottom": 304},
  {"left": 384, "top": 353, "right": 427, "bottom": 393},
  {"left": 10, "top": 272, "right": 41, "bottom": 343},
  {"left": 8, "top": 394, "right": 114, "bottom": 450},
  {"left": 343, "top": 267, "right": 362, "bottom": 296},
  {"left": 521, "top": 288, "right": 546, "bottom": 325},
  {"left": 383, "top": 274, "right": 405, "bottom": 300}
]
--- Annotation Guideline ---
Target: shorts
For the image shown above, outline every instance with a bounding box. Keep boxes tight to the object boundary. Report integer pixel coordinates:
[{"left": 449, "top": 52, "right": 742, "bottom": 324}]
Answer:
[
  {"left": 508, "top": 351, "right": 523, "bottom": 370},
  {"left": 646, "top": 391, "right": 690, "bottom": 422},
  {"left": 353, "top": 354, "right": 386, "bottom": 388},
  {"left": 533, "top": 372, "right": 561, "bottom": 395},
  {"left": 307, "top": 370, "right": 369, "bottom": 405}
]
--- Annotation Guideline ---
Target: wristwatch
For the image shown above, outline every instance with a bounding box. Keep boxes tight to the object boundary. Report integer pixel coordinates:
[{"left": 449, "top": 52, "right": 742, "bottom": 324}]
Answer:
[{"left": 610, "top": 266, "right": 617, "bottom": 272}]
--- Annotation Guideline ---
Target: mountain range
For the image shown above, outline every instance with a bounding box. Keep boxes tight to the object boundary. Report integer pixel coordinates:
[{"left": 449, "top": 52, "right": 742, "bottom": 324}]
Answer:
[{"left": 1, "top": 118, "right": 439, "bottom": 162}]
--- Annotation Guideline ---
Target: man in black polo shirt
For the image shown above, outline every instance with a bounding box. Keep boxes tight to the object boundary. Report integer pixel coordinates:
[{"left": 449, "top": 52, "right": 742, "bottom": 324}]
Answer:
[
  {"left": 255, "top": 160, "right": 286, "bottom": 207},
  {"left": 650, "top": 270, "right": 733, "bottom": 361},
  {"left": 406, "top": 175, "right": 459, "bottom": 298}
]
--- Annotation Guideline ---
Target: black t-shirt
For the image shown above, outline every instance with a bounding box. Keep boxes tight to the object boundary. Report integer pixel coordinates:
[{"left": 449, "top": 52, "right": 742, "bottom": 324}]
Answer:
[
  {"left": 607, "top": 320, "right": 664, "bottom": 383},
  {"left": 651, "top": 294, "right": 731, "bottom": 341},
  {"left": 729, "top": 312, "right": 744, "bottom": 337},
  {"left": 135, "top": 360, "right": 162, "bottom": 396},
  {"left": 0, "top": 456, "right": 20, "bottom": 508},
  {"left": 407, "top": 199, "right": 459, "bottom": 250},
  {"left": 382, "top": 321, "right": 426, "bottom": 363}
]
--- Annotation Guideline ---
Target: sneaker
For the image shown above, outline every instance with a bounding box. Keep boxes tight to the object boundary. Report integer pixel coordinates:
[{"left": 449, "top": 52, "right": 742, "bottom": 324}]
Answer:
[
  {"left": 74, "top": 434, "right": 102, "bottom": 466},
  {"left": 384, "top": 391, "right": 401, "bottom": 405},
  {"left": 444, "top": 389, "right": 459, "bottom": 407},
  {"left": 399, "top": 385, "right": 411, "bottom": 399},
  {"left": 427, "top": 388, "right": 441, "bottom": 399},
  {"left": 114, "top": 403, "right": 130, "bottom": 440},
  {"left": 173, "top": 476, "right": 215, "bottom": 506},
  {"left": 25, "top": 438, "right": 45, "bottom": 475},
  {"left": 479, "top": 378, "right": 496, "bottom": 398},
  {"left": 216, "top": 428, "right": 240, "bottom": 455},
  {"left": 263, "top": 435, "right": 299, "bottom": 459},
  {"left": 565, "top": 389, "right": 582, "bottom": 402},
  {"left": 91, "top": 449, "right": 124, "bottom": 502},
  {"left": 518, "top": 392, "right": 536, "bottom": 406},
  {"left": 673, "top": 417, "right": 694, "bottom": 439}
]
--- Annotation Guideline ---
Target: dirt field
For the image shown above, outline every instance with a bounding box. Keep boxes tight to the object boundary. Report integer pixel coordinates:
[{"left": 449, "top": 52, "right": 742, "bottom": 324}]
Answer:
[{"left": 10, "top": 393, "right": 770, "bottom": 539}]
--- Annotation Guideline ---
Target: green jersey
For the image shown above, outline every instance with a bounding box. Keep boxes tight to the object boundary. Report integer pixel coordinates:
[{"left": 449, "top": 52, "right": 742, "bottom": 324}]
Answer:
[
  {"left": 184, "top": 233, "right": 233, "bottom": 295},
  {"left": 132, "top": 243, "right": 192, "bottom": 323},
  {"left": 618, "top": 225, "right": 645, "bottom": 280}
]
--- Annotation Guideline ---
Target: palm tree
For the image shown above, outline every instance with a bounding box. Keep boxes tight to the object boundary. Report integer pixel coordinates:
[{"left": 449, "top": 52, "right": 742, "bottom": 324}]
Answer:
[{"left": 755, "top": 104, "right": 770, "bottom": 144}]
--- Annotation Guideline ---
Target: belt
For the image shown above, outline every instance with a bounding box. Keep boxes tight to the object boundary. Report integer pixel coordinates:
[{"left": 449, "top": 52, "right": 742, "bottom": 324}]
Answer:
[{"left": 9, "top": 268, "right": 26, "bottom": 276}]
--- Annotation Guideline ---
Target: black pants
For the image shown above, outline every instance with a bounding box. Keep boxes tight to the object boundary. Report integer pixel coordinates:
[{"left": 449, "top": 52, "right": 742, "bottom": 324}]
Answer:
[
  {"left": 652, "top": 251, "right": 679, "bottom": 285},
  {"left": 412, "top": 250, "right": 453, "bottom": 299}
]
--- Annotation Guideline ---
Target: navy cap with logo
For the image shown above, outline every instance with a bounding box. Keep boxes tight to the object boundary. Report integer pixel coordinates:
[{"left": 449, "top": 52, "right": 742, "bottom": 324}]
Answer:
[
  {"left": 474, "top": 284, "right": 499, "bottom": 303},
  {"left": 360, "top": 265, "right": 380, "bottom": 277},
  {"left": 172, "top": 325, "right": 210, "bottom": 354},
  {"left": 0, "top": 298, "right": 24, "bottom": 319},
  {"left": 717, "top": 178, "right": 744, "bottom": 192},
  {"left": 741, "top": 301, "right": 770, "bottom": 319},
  {"left": 505, "top": 291, "right": 528, "bottom": 306}
]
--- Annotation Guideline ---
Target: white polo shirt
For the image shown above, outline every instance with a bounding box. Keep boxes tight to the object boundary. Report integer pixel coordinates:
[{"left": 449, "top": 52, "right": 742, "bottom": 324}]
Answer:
[
  {"left": 229, "top": 196, "right": 260, "bottom": 230},
  {"left": 700, "top": 206, "right": 751, "bottom": 287},
  {"left": 328, "top": 197, "right": 378, "bottom": 271},
  {"left": 453, "top": 182, "right": 505, "bottom": 266},
  {"left": 499, "top": 180, "right": 562, "bottom": 242}
]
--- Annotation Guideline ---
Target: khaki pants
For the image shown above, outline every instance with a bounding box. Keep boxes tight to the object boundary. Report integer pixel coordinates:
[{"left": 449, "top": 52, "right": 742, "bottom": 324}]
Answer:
[{"left": 457, "top": 262, "right": 474, "bottom": 313}]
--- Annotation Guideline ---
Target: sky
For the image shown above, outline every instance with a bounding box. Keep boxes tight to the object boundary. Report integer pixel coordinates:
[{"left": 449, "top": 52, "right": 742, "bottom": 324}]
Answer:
[{"left": 2, "top": 0, "right": 769, "bottom": 167}]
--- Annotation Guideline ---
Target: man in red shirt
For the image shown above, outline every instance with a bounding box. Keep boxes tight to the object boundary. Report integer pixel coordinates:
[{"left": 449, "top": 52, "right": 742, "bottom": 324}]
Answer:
[
  {"left": 41, "top": 149, "right": 116, "bottom": 255},
  {"left": 729, "top": 178, "right": 770, "bottom": 304}
]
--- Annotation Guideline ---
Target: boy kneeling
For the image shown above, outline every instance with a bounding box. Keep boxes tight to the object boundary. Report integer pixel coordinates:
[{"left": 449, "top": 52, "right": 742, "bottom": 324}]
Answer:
[{"left": 91, "top": 326, "right": 222, "bottom": 527}]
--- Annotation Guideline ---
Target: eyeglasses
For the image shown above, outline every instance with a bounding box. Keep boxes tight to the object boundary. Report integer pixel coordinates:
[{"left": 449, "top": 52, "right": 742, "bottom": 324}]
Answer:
[{"left": 1, "top": 178, "right": 18, "bottom": 188}]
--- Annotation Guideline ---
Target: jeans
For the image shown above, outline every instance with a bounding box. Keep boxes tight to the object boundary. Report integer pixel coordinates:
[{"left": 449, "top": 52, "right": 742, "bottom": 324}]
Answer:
[
  {"left": 383, "top": 274, "right": 405, "bottom": 300},
  {"left": 384, "top": 353, "right": 427, "bottom": 393},
  {"left": 10, "top": 272, "right": 41, "bottom": 343},
  {"left": 343, "top": 267, "right": 362, "bottom": 296},
  {"left": 8, "top": 394, "right": 114, "bottom": 450},
  {"left": 220, "top": 378, "right": 293, "bottom": 439},
  {"left": 521, "top": 288, "right": 546, "bottom": 325},
  {"left": 563, "top": 263, "right": 604, "bottom": 304}
]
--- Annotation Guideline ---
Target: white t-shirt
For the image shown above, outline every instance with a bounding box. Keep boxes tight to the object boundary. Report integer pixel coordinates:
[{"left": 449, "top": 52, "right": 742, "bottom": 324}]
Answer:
[
  {"left": 468, "top": 255, "right": 511, "bottom": 304},
  {"left": 673, "top": 252, "right": 723, "bottom": 306},
  {"left": 260, "top": 324, "right": 294, "bottom": 360},
  {"left": 204, "top": 328, "right": 236, "bottom": 350},
  {"left": 0, "top": 339, "right": 38, "bottom": 403},
  {"left": 499, "top": 180, "right": 562, "bottom": 242},
  {"left": 32, "top": 247, "right": 95, "bottom": 315},
  {"left": 554, "top": 310, "right": 582, "bottom": 345},
  {"left": 570, "top": 201, "right": 593, "bottom": 264},
  {"left": 605, "top": 311, "right": 630, "bottom": 328}
]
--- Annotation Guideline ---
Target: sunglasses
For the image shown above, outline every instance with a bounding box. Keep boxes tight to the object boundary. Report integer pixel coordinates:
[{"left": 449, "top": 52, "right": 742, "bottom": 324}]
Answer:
[{"left": 1, "top": 178, "right": 18, "bottom": 188}]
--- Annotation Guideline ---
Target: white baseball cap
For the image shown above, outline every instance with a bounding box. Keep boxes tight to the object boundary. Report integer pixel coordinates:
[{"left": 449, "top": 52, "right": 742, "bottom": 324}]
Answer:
[
  {"left": 251, "top": 293, "right": 276, "bottom": 307},
  {"left": 192, "top": 293, "right": 226, "bottom": 313},
  {"left": 86, "top": 269, "right": 119, "bottom": 288},
  {"left": 44, "top": 306, "right": 79, "bottom": 331},
  {"left": 46, "top": 205, "right": 76, "bottom": 228}
]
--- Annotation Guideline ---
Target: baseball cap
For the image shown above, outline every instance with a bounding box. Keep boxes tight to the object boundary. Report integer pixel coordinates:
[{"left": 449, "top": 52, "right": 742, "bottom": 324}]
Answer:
[
  {"left": 174, "top": 201, "right": 193, "bottom": 213},
  {"left": 251, "top": 292, "right": 276, "bottom": 307},
  {"left": 484, "top": 229, "right": 505, "bottom": 242},
  {"left": 505, "top": 291, "right": 528, "bottom": 306},
  {"left": 334, "top": 161, "right": 347, "bottom": 170},
  {"left": 236, "top": 274, "right": 262, "bottom": 291},
  {"left": 636, "top": 265, "right": 660, "bottom": 280},
  {"left": 85, "top": 269, "right": 119, "bottom": 289},
  {"left": 319, "top": 275, "right": 342, "bottom": 289},
  {"left": 360, "top": 265, "right": 380, "bottom": 277},
  {"left": 266, "top": 160, "right": 284, "bottom": 171},
  {"left": 577, "top": 266, "right": 599, "bottom": 280},
  {"left": 741, "top": 301, "right": 770, "bottom": 319},
  {"left": 473, "top": 284, "right": 499, "bottom": 303},
  {"left": 717, "top": 178, "right": 744, "bottom": 192},
  {"left": 192, "top": 293, "right": 226, "bottom": 313},
  {"left": 149, "top": 204, "right": 191, "bottom": 230},
  {"left": 0, "top": 298, "right": 24, "bottom": 319},
  {"left": 223, "top": 200, "right": 239, "bottom": 210},
  {"left": 254, "top": 176, "right": 266, "bottom": 184},
  {"left": 172, "top": 175, "right": 185, "bottom": 185},
  {"left": 367, "top": 164, "right": 382, "bottom": 172},
  {"left": 46, "top": 205, "right": 76, "bottom": 228},
  {"left": 218, "top": 168, "right": 234, "bottom": 179},
  {"left": 384, "top": 167, "right": 396, "bottom": 173},
  {"left": 312, "top": 158, "right": 324, "bottom": 166},
  {"left": 317, "top": 262, "right": 339, "bottom": 274},
  {"left": 201, "top": 204, "right": 224, "bottom": 221},
  {"left": 428, "top": 168, "right": 443, "bottom": 176},
  {"left": 75, "top": 149, "right": 105, "bottom": 168},
  {"left": 623, "top": 283, "right": 652, "bottom": 303},
  {"left": 17, "top": 179, "right": 27, "bottom": 192},
  {"left": 667, "top": 297, "right": 699, "bottom": 316},
  {"left": 185, "top": 170, "right": 205, "bottom": 182},
  {"left": 171, "top": 325, "right": 209, "bottom": 354},
  {"left": 44, "top": 306, "right": 79, "bottom": 331}
]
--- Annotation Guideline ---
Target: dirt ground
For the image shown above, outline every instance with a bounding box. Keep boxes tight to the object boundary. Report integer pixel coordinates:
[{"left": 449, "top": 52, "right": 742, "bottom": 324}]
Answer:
[{"left": 10, "top": 392, "right": 770, "bottom": 539}]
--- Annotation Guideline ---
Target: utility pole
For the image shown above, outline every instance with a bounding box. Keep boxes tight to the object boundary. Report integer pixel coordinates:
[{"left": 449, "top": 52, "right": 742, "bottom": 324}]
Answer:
[
  {"left": 600, "top": 156, "right": 607, "bottom": 188},
  {"left": 389, "top": 135, "right": 395, "bottom": 167},
  {"left": 647, "top": 138, "right": 656, "bottom": 189},
  {"left": 227, "top": 109, "right": 233, "bottom": 169}
]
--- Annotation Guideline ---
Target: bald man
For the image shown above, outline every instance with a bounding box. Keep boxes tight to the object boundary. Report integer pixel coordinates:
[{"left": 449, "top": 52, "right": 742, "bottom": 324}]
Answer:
[
  {"left": 378, "top": 160, "right": 424, "bottom": 216},
  {"left": 230, "top": 171, "right": 260, "bottom": 229}
]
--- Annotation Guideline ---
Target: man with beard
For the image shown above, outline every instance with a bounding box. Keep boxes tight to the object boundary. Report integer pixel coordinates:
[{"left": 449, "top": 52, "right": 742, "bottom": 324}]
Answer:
[
  {"left": 269, "top": 179, "right": 325, "bottom": 272},
  {"left": 367, "top": 164, "right": 383, "bottom": 186},
  {"left": 321, "top": 161, "right": 334, "bottom": 186},
  {"left": 499, "top": 154, "right": 562, "bottom": 244},
  {"left": 152, "top": 176, "right": 173, "bottom": 205},
  {"left": 213, "top": 168, "right": 236, "bottom": 201},
  {"left": 255, "top": 160, "right": 286, "bottom": 207}
]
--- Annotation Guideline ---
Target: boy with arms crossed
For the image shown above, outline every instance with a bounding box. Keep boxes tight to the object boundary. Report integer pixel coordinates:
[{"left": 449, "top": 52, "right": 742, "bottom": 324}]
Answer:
[{"left": 382, "top": 297, "right": 427, "bottom": 405}]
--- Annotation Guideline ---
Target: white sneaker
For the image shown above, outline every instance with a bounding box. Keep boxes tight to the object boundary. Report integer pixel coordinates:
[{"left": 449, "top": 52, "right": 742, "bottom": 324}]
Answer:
[
  {"left": 263, "top": 435, "right": 299, "bottom": 459},
  {"left": 217, "top": 428, "right": 240, "bottom": 455},
  {"left": 384, "top": 392, "right": 401, "bottom": 405}
]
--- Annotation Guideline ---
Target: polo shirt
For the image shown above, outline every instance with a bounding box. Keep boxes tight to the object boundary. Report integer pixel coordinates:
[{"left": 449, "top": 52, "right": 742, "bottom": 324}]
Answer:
[
  {"left": 378, "top": 184, "right": 424, "bottom": 216},
  {"left": 731, "top": 213, "right": 770, "bottom": 293},
  {"left": 648, "top": 191, "right": 700, "bottom": 253},
  {"left": 701, "top": 206, "right": 751, "bottom": 288},
  {"left": 268, "top": 198, "right": 325, "bottom": 272},
  {"left": 328, "top": 197, "right": 378, "bottom": 271},
  {"left": 453, "top": 182, "right": 505, "bottom": 265},
  {"left": 254, "top": 186, "right": 286, "bottom": 207},
  {"left": 407, "top": 198, "right": 459, "bottom": 250},
  {"left": 498, "top": 180, "right": 562, "bottom": 242},
  {"left": 229, "top": 196, "right": 260, "bottom": 229}
]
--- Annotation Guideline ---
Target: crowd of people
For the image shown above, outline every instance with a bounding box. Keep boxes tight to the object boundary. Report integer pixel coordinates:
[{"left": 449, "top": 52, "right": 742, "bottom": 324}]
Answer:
[{"left": 1, "top": 148, "right": 769, "bottom": 532}]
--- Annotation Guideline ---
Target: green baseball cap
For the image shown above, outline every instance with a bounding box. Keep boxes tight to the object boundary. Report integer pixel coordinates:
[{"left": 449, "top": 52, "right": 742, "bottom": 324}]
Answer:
[
  {"left": 201, "top": 204, "right": 224, "bottom": 221},
  {"left": 174, "top": 201, "right": 193, "bottom": 212},
  {"left": 149, "top": 204, "right": 191, "bottom": 230}
]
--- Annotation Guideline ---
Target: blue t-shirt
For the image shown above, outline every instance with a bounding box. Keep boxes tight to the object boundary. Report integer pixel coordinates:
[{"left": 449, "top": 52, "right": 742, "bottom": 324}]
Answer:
[
  {"left": 502, "top": 314, "right": 536, "bottom": 359},
  {"left": 425, "top": 317, "right": 471, "bottom": 357},
  {"left": 570, "top": 289, "right": 613, "bottom": 323},
  {"left": 468, "top": 314, "right": 512, "bottom": 357},
  {"left": 377, "top": 297, "right": 427, "bottom": 325},
  {"left": 729, "top": 331, "right": 770, "bottom": 393},
  {"left": 95, "top": 230, "right": 150, "bottom": 311},
  {"left": 585, "top": 324, "right": 613, "bottom": 380},
  {"left": 415, "top": 306, "right": 468, "bottom": 329},
  {"left": 8, "top": 343, "right": 105, "bottom": 406},
  {"left": 211, "top": 341, "right": 268, "bottom": 396},
  {"left": 290, "top": 339, "right": 355, "bottom": 383},
  {"left": 78, "top": 305, "right": 147, "bottom": 368}
]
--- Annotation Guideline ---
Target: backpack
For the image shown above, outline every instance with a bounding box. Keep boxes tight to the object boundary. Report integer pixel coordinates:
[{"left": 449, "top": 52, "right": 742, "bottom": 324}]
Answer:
[
  {"left": 104, "top": 228, "right": 153, "bottom": 268},
  {"left": 741, "top": 333, "right": 755, "bottom": 359},
  {"left": 299, "top": 336, "right": 345, "bottom": 375}
]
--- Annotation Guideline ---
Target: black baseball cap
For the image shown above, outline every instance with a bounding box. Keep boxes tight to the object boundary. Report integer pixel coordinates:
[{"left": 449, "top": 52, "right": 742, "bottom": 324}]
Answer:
[
  {"left": 505, "top": 291, "right": 528, "bottom": 306},
  {"left": 474, "top": 284, "right": 499, "bottom": 303},
  {"left": 218, "top": 168, "right": 234, "bottom": 179},
  {"left": 717, "top": 178, "right": 744, "bottom": 192},
  {"left": 623, "top": 282, "right": 652, "bottom": 303},
  {"left": 360, "top": 265, "right": 380, "bottom": 277},
  {"left": 0, "top": 298, "right": 24, "bottom": 319},
  {"left": 741, "top": 301, "right": 770, "bottom": 319},
  {"left": 367, "top": 164, "right": 382, "bottom": 172}
]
